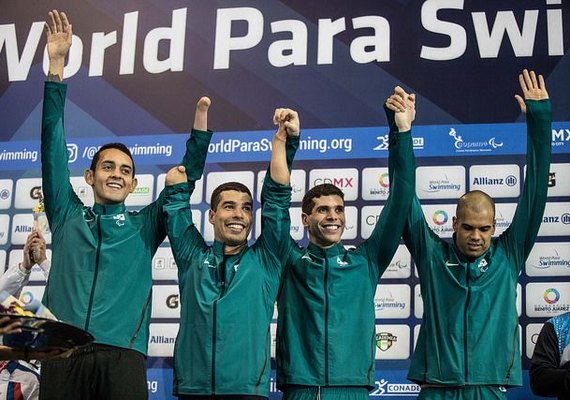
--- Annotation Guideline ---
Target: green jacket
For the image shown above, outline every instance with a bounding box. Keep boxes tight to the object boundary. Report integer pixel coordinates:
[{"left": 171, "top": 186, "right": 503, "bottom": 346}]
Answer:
[
  {"left": 404, "top": 100, "right": 552, "bottom": 386},
  {"left": 276, "top": 129, "right": 415, "bottom": 388},
  {"left": 40, "top": 81, "right": 211, "bottom": 355},
  {"left": 164, "top": 168, "right": 294, "bottom": 396}
]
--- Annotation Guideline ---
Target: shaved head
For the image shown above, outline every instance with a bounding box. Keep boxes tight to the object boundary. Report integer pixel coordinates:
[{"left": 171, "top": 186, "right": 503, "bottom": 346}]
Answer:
[{"left": 456, "top": 190, "right": 495, "bottom": 220}]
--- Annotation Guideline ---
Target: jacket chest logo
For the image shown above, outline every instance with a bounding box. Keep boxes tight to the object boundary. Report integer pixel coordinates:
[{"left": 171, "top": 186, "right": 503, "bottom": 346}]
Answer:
[
  {"left": 478, "top": 259, "right": 488, "bottom": 273},
  {"left": 113, "top": 214, "right": 125, "bottom": 227}
]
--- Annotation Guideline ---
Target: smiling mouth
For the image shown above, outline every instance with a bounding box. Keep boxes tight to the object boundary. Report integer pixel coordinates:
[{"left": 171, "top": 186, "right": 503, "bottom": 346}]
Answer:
[
  {"left": 106, "top": 182, "right": 124, "bottom": 190},
  {"left": 226, "top": 223, "right": 246, "bottom": 233},
  {"left": 323, "top": 225, "right": 341, "bottom": 232}
]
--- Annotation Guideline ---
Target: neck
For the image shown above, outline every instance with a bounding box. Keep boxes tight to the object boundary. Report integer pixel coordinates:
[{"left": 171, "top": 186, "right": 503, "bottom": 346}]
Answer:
[{"left": 223, "top": 242, "right": 246, "bottom": 255}]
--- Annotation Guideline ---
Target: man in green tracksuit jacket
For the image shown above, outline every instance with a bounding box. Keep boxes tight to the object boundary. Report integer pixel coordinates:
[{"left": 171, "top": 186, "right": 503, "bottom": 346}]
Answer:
[
  {"left": 387, "top": 70, "right": 552, "bottom": 400},
  {"left": 163, "top": 108, "right": 300, "bottom": 398},
  {"left": 39, "top": 10, "right": 212, "bottom": 399},
  {"left": 276, "top": 89, "right": 416, "bottom": 400}
]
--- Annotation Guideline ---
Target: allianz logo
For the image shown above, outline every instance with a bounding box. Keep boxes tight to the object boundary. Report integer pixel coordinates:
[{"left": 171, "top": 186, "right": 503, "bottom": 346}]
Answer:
[{"left": 472, "top": 175, "right": 517, "bottom": 187}]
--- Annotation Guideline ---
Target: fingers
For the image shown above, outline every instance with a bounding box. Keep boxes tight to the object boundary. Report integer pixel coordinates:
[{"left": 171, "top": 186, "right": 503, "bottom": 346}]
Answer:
[
  {"left": 193, "top": 96, "right": 210, "bottom": 131},
  {"left": 0, "top": 317, "right": 22, "bottom": 335},
  {"left": 514, "top": 94, "right": 526, "bottom": 113},
  {"left": 273, "top": 108, "right": 300, "bottom": 136}
]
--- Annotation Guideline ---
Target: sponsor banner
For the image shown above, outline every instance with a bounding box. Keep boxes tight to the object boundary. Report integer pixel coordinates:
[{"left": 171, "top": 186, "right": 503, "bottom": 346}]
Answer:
[
  {"left": 0, "top": 215, "right": 9, "bottom": 245},
  {"left": 124, "top": 174, "right": 154, "bottom": 206},
  {"left": 416, "top": 166, "right": 465, "bottom": 200},
  {"left": 420, "top": 204, "right": 455, "bottom": 238},
  {"left": 152, "top": 247, "right": 178, "bottom": 281},
  {"left": 11, "top": 213, "right": 52, "bottom": 245},
  {"left": 517, "top": 284, "right": 522, "bottom": 317},
  {"left": 0, "top": 250, "right": 5, "bottom": 272},
  {"left": 545, "top": 163, "right": 570, "bottom": 197},
  {"left": 375, "top": 324, "right": 410, "bottom": 360},
  {"left": 414, "top": 285, "right": 423, "bottom": 319},
  {"left": 342, "top": 206, "right": 358, "bottom": 241},
  {"left": 383, "top": 245, "right": 412, "bottom": 279},
  {"left": 0, "top": 179, "right": 14, "bottom": 210},
  {"left": 146, "top": 368, "right": 174, "bottom": 399},
  {"left": 288, "top": 207, "right": 304, "bottom": 241},
  {"left": 494, "top": 203, "right": 517, "bottom": 235},
  {"left": 525, "top": 323, "right": 544, "bottom": 360},
  {"left": 14, "top": 178, "right": 42, "bottom": 210},
  {"left": 257, "top": 170, "right": 306, "bottom": 203},
  {"left": 148, "top": 323, "right": 178, "bottom": 357},
  {"left": 370, "top": 369, "right": 421, "bottom": 397},
  {"left": 19, "top": 285, "right": 45, "bottom": 307},
  {"left": 70, "top": 176, "right": 94, "bottom": 207},
  {"left": 8, "top": 249, "right": 51, "bottom": 282},
  {"left": 375, "top": 284, "right": 411, "bottom": 319},
  {"left": 538, "top": 202, "right": 570, "bottom": 236},
  {"left": 205, "top": 171, "right": 255, "bottom": 205},
  {"left": 469, "top": 164, "right": 520, "bottom": 198},
  {"left": 151, "top": 285, "right": 180, "bottom": 319},
  {"left": 270, "top": 323, "right": 277, "bottom": 359},
  {"left": 413, "top": 324, "right": 421, "bottom": 351},
  {"left": 525, "top": 282, "right": 570, "bottom": 317},
  {"left": 526, "top": 242, "right": 570, "bottom": 277},
  {"left": 308, "top": 168, "right": 359, "bottom": 201},
  {"left": 157, "top": 173, "right": 204, "bottom": 205},
  {"left": 360, "top": 206, "right": 385, "bottom": 240},
  {"left": 362, "top": 167, "right": 390, "bottom": 201},
  {"left": 2, "top": 124, "right": 569, "bottom": 172}
]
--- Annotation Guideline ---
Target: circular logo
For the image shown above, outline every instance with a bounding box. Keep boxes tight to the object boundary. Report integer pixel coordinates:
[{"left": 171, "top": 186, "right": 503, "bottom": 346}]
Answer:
[
  {"left": 378, "top": 172, "right": 390, "bottom": 188},
  {"left": 0, "top": 189, "right": 9, "bottom": 200},
  {"left": 432, "top": 210, "right": 448, "bottom": 226},
  {"left": 20, "top": 291, "right": 35, "bottom": 305},
  {"left": 543, "top": 288, "right": 560, "bottom": 304},
  {"left": 505, "top": 175, "right": 517, "bottom": 187},
  {"left": 561, "top": 213, "right": 570, "bottom": 225}
]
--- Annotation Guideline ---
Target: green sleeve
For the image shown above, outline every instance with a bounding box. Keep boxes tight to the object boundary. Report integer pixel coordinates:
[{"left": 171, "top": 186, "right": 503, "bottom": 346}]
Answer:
[
  {"left": 163, "top": 183, "right": 207, "bottom": 272},
  {"left": 499, "top": 99, "right": 552, "bottom": 271},
  {"left": 360, "top": 128, "right": 415, "bottom": 280},
  {"left": 41, "top": 82, "right": 82, "bottom": 233},
  {"left": 384, "top": 103, "right": 441, "bottom": 279},
  {"left": 181, "top": 128, "right": 213, "bottom": 182}
]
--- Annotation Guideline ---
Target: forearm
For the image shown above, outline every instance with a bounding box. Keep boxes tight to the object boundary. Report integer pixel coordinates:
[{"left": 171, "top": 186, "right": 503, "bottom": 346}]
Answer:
[
  {"left": 181, "top": 129, "right": 213, "bottom": 182},
  {"left": 270, "top": 135, "right": 289, "bottom": 185}
]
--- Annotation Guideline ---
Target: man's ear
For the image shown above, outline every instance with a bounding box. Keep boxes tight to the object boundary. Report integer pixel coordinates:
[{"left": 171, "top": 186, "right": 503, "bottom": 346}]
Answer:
[
  {"left": 84, "top": 169, "right": 94, "bottom": 185},
  {"left": 208, "top": 209, "right": 215, "bottom": 225},
  {"left": 301, "top": 213, "right": 309, "bottom": 228},
  {"left": 452, "top": 216, "right": 458, "bottom": 232},
  {"left": 129, "top": 178, "right": 138, "bottom": 193}
]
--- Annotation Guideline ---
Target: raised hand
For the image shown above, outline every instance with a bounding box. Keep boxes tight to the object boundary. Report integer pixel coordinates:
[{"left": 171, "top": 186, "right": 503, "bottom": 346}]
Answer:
[
  {"left": 22, "top": 230, "right": 47, "bottom": 270},
  {"left": 385, "top": 86, "right": 416, "bottom": 132},
  {"left": 45, "top": 10, "right": 72, "bottom": 80},
  {"left": 514, "top": 69, "right": 549, "bottom": 113},
  {"left": 273, "top": 108, "right": 300, "bottom": 141}
]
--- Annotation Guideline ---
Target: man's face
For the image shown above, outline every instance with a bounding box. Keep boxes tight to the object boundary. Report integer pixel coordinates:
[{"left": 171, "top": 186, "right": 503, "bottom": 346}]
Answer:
[
  {"left": 84, "top": 148, "right": 137, "bottom": 205},
  {"left": 209, "top": 190, "right": 253, "bottom": 250},
  {"left": 302, "top": 195, "right": 345, "bottom": 248},
  {"left": 452, "top": 206, "right": 496, "bottom": 259}
]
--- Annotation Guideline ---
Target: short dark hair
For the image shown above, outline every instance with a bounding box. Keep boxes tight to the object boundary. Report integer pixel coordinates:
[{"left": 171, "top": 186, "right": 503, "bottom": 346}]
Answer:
[
  {"left": 302, "top": 183, "right": 344, "bottom": 214},
  {"left": 210, "top": 182, "right": 252, "bottom": 211},
  {"left": 90, "top": 143, "right": 135, "bottom": 177}
]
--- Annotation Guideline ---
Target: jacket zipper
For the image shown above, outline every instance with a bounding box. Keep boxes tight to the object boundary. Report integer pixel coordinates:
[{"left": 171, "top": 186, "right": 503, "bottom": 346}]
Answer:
[
  {"left": 463, "top": 265, "right": 471, "bottom": 383},
  {"left": 324, "top": 257, "right": 330, "bottom": 385},
  {"left": 84, "top": 214, "right": 102, "bottom": 331},
  {"left": 211, "top": 260, "right": 227, "bottom": 395}
]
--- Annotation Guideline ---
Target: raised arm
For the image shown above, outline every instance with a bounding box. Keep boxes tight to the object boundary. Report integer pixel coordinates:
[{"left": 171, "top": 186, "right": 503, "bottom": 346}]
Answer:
[
  {"left": 360, "top": 88, "right": 415, "bottom": 277},
  {"left": 384, "top": 89, "right": 441, "bottom": 275},
  {"left": 257, "top": 109, "right": 300, "bottom": 277},
  {"left": 41, "top": 10, "right": 82, "bottom": 230},
  {"left": 162, "top": 98, "right": 214, "bottom": 269},
  {"left": 501, "top": 69, "right": 552, "bottom": 268}
]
